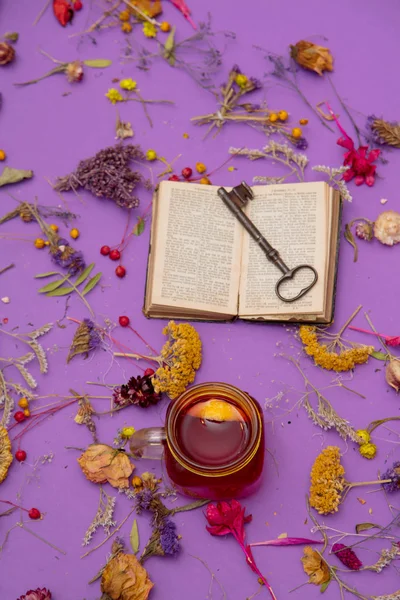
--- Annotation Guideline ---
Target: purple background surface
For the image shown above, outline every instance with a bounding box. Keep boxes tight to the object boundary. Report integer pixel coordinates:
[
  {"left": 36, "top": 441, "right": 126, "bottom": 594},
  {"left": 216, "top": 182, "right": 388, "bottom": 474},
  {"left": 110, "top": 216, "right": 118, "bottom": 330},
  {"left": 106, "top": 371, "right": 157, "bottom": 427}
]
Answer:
[{"left": 1, "top": 1, "right": 399, "bottom": 599}]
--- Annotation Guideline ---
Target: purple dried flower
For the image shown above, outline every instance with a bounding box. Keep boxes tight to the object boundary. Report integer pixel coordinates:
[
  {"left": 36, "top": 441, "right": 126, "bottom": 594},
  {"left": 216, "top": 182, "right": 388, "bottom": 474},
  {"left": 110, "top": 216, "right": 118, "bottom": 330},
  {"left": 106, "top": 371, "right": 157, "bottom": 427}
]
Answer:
[
  {"left": 54, "top": 144, "right": 149, "bottom": 210},
  {"left": 84, "top": 319, "right": 102, "bottom": 350},
  {"left": 50, "top": 238, "right": 86, "bottom": 275},
  {"left": 381, "top": 461, "right": 400, "bottom": 493},
  {"left": 249, "top": 77, "right": 262, "bottom": 90},
  {"left": 17, "top": 589, "right": 52, "bottom": 600},
  {"left": 135, "top": 489, "right": 154, "bottom": 512},
  {"left": 231, "top": 64, "right": 241, "bottom": 74},
  {"left": 332, "top": 543, "right": 362, "bottom": 570},
  {"left": 293, "top": 137, "right": 308, "bottom": 150},
  {"left": 113, "top": 373, "right": 162, "bottom": 409},
  {"left": 159, "top": 518, "right": 180, "bottom": 555},
  {"left": 366, "top": 114, "right": 388, "bottom": 146}
]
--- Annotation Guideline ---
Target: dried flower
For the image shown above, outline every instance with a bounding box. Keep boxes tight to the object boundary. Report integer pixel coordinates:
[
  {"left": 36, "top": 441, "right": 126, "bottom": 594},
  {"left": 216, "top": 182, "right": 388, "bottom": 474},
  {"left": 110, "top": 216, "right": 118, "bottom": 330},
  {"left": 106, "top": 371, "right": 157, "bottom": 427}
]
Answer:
[
  {"left": 49, "top": 237, "right": 86, "bottom": 275},
  {"left": 374, "top": 210, "right": 400, "bottom": 246},
  {"left": 381, "top": 461, "right": 400, "bottom": 493},
  {"left": 309, "top": 446, "right": 345, "bottom": 515},
  {"left": 143, "top": 22, "right": 157, "bottom": 38},
  {"left": 339, "top": 136, "right": 380, "bottom": 187},
  {"left": 299, "top": 326, "right": 373, "bottom": 372},
  {"left": 0, "top": 41, "right": 15, "bottom": 66},
  {"left": 121, "top": 427, "right": 136, "bottom": 439},
  {"left": 65, "top": 60, "right": 83, "bottom": 82},
  {"left": 356, "top": 222, "right": 374, "bottom": 240},
  {"left": 159, "top": 518, "right": 180, "bottom": 555},
  {"left": 312, "top": 165, "right": 353, "bottom": 202},
  {"left": 106, "top": 88, "right": 124, "bottom": 104},
  {"left": 54, "top": 144, "right": 148, "bottom": 209},
  {"left": 367, "top": 116, "right": 400, "bottom": 149},
  {"left": 365, "top": 542, "right": 400, "bottom": 573},
  {"left": 16, "top": 589, "right": 51, "bottom": 600},
  {"left": 290, "top": 40, "right": 333, "bottom": 76},
  {"left": 356, "top": 429, "right": 370, "bottom": 444},
  {"left": 331, "top": 543, "right": 362, "bottom": 570},
  {"left": 67, "top": 318, "right": 102, "bottom": 363},
  {"left": 386, "top": 358, "right": 400, "bottom": 392},
  {"left": 120, "top": 78, "right": 137, "bottom": 91},
  {"left": 231, "top": 142, "right": 308, "bottom": 183},
  {"left": 78, "top": 444, "right": 134, "bottom": 489},
  {"left": 113, "top": 373, "right": 162, "bottom": 408},
  {"left": 83, "top": 488, "right": 116, "bottom": 545},
  {"left": 0, "top": 426, "right": 13, "bottom": 483},
  {"left": 101, "top": 552, "right": 154, "bottom": 600},
  {"left": 145, "top": 149, "right": 157, "bottom": 161},
  {"left": 373, "top": 591, "right": 400, "bottom": 600},
  {"left": 301, "top": 546, "right": 330, "bottom": 585},
  {"left": 359, "top": 442, "right": 377, "bottom": 459},
  {"left": 153, "top": 321, "right": 202, "bottom": 399},
  {"left": 205, "top": 500, "right": 277, "bottom": 600}
]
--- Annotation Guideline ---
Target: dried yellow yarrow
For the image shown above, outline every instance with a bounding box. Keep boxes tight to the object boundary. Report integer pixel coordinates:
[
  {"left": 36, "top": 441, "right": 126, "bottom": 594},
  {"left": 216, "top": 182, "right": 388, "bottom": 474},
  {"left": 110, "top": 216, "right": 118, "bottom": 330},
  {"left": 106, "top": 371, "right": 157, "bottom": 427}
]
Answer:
[
  {"left": 152, "top": 321, "right": 202, "bottom": 399},
  {"left": 299, "top": 326, "right": 373, "bottom": 372},
  {"left": 309, "top": 446, "right": 345, "bottom": 515}
]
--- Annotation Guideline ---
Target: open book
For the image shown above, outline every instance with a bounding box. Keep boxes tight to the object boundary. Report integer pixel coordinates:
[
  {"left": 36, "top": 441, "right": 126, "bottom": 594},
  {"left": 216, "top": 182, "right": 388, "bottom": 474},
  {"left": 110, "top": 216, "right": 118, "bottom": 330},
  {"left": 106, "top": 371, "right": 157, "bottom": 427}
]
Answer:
[{"left": 144, "top": 180, "right": 341, "bottom": 323}]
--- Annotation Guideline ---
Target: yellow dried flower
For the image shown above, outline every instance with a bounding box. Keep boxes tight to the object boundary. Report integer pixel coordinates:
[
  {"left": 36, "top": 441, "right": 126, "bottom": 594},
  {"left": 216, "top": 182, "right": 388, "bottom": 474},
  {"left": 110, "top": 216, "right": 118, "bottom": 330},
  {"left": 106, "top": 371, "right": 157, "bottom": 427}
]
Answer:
[
  {"left": 121, "top": 426, "right": 136, "bottom": 439},
  {"left": 309, "top": 446, "right": 345, "bottom": 515},
  {"left": 143, "top": 22, "right": 157, "bottom": 38},
  {"left": 356, "top": 429, "right": 370, "bottom": 444},
  {"left": 299, "top": 326, "right": 373, "bottom": 372},
  {"left": 235, "top": 73, "right": 248, "bottom": 88},
  {"left": 121, "top": 22, "right": 133, "bottom": 33},
  {"left": 119, "top": 10, "right": 130, "bottom": 21},
  {"left": 146, "top": 149, "right": 157, "bottom": 161},
  {"left": 0, "top": 426, "right": 13, "bottom": 484},
  {"left": 359, "top": 443, "right": 377, "bottom": 460},
  {"left": 105, "top": 88, "right": 124, "bottom": 104},
  {"left": 152, "top": 321, "right": 202, "bottom": 399},
  {"left": 120, "top": 78, "right": 137, "bottom": 91}
]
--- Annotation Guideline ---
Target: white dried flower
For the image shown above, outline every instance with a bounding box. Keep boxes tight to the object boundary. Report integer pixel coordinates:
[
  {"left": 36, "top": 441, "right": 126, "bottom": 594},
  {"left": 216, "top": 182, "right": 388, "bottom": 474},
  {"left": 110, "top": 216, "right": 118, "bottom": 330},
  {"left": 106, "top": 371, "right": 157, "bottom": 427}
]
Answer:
[
  {"left": 1, "top": 297, "right": 10, "bottom": 304},
  {"left": 66, "top": 60, "right": 84, "bottom": 83},
  {"left": 374, "top": 210, "right": 400, "bottom": 246},
  {"left": 380, "top": 198, "right": 388, "bottom": 205},
  {"left": 373, "top": 591, "right": 400, "bottom": 600},
  {"left": 385, "top": 358, "right": 400, "bottom": 392}
]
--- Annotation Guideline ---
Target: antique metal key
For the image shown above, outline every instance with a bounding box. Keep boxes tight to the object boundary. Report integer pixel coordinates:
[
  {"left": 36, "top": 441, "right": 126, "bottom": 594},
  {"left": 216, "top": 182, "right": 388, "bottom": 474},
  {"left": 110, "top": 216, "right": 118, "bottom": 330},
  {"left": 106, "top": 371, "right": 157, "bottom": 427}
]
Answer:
[{"left": 217, "top": 182, "right": 318, "bottom": 303}]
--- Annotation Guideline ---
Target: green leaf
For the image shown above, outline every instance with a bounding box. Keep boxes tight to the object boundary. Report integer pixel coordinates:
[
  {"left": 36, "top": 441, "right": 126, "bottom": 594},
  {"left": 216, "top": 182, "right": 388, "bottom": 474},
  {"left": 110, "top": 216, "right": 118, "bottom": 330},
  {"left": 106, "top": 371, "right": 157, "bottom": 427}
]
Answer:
[
  {"left": 0, "top": 167, "right": 33, "bottom": 187},
  {"left": 82, "top": 272, "right": 102, "bottom": 296},
  {"left": 132, "top": 217, "right": 145, "bottom": 236},
  {"left": 46, "top": 286, "right": 75, "bottom": 297},
  {"left": 74, "top": 263, "right": 95, "bottom": 287},
  {"left": 344, "top": 223, "right": 358, "bottom": 263},
  {"left": 38, "top": 276, "right": 69, "bottom": 293},
  {"left": 355, "top": 522, "right": 381, "bottom": 534},
  {"left": 35, "top": 271, "right": 59, "bottom": 279},
  {"left": 4, "top": 32, "right": 19, "bottom": 42},
  {"left": 320, "top": 578, "right": 331, "bottom": 593},
  {"left": 83, "top": 59, "right": 112, "bottom": 68},
  {"left": 371, "top": 350, "right": 389, "bottom": 361},
  {"left": 130, "top": 519, "right": 139, "bottom": 554},
  {"left": 163, "top": 27, "right": 176, "bottom": 66}
]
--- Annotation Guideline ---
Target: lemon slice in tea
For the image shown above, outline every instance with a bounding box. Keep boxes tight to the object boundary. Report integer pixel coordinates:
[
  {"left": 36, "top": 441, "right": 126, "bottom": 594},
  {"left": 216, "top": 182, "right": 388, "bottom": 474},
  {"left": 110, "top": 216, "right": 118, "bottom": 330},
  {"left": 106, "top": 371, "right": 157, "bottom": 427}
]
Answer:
[{"left": 188, "top": 398, "right": 243, "bottom": 422}]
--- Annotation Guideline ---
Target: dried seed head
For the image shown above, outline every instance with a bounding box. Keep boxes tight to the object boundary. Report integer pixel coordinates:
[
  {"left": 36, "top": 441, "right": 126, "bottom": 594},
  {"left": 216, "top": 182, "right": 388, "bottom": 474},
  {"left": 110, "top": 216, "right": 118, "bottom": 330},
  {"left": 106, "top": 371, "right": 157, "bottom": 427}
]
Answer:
[
  {"left": 66, "top": 60, "right": 84, "bottom": 83},
  {"left": 0, "top": 42, "right": 15, "bottom": 66},
  {"left": 374, "top": 210, "right": 400, "bottom": 246},
  {"left": 386, "top": 358, "right": 400, "bottom": 392}
]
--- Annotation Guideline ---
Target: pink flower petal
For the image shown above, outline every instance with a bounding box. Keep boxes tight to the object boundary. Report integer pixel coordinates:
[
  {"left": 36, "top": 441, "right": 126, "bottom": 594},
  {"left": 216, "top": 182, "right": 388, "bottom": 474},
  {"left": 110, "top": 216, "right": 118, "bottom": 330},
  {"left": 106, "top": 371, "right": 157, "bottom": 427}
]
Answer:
[
  {"left": 367, "top": 148, "right": 381, "bottom": 162},
  {"left": 355, "top": 175, "right": 365, "bottom": 186},
  {"left": 342, "top": 168, "right": 355, "bottom": 182},
  {"left": 357, "top": 146, "right": 368, "bottom": 159},
  {"left": 206, "top": 524, "right": 232, "bottom": 536},
  {"left": 250, "top": 537, "right": 324, "bottom": 547},
  {"left": 337, "top": 136, "right": 354, "bottom": 151},
  {"left": 386, "top": 336, "right": 400, "bottom": 346},
  {"left": 365, "top": 174, "right": 375, "bottom": 186}
]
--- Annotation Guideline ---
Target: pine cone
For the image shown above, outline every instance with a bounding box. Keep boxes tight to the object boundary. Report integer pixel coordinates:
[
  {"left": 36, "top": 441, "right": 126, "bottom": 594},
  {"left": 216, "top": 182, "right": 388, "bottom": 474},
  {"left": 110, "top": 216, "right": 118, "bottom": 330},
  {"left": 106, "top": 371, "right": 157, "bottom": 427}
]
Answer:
[{"left": 0, "top": 42, "right": 15, "bottom": 66}]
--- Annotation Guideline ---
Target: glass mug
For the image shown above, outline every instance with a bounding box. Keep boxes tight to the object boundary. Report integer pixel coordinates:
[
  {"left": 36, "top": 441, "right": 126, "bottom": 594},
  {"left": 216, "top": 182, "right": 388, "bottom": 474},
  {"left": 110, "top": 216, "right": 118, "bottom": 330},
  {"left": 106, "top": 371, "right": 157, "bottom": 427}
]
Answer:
[{"left": 129, "top": 382, "right": 265, "bottom": 500}]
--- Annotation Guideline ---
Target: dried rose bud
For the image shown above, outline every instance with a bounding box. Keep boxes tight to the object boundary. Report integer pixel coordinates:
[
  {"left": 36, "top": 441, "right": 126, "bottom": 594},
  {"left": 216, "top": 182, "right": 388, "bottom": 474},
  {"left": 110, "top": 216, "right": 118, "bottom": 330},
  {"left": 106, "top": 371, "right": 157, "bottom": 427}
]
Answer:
[
  {"left": 290, "top": 40, "right": 333, "bottom": 76},
  {"left": 374, "top": 210, "right": 400, "bottom": 246},
  {"left": 386, "top": 358, "right": 400, "bottom": 392},
  {"left": 355, "top": 222, "right": 373, "bottom": 241},
  {"left": 0, "top": 42, "right": 15, "bottom": 66},
  {"left": 66, "top": 60, "right": 84, "bottom": 83}
]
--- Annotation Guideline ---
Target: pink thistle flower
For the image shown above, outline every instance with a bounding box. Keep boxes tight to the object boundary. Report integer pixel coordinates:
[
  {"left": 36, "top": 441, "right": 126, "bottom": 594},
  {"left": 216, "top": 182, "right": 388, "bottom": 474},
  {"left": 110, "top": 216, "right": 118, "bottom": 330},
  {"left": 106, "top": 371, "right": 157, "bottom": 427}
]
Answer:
[
  {"left": 338, "top": 137, "right": 380, "bottom": 187},
  {"left": 17, "top": 588, "right": 52, "bottom": 600},
  {"left": 332, "top": 543, "right": 362, "bottom": 570}
]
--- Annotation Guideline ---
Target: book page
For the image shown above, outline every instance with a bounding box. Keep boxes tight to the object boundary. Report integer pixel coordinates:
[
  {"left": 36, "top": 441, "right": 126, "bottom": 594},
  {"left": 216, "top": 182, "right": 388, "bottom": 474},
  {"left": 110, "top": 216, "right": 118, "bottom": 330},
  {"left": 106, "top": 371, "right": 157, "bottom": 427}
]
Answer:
[
  {"left": 239, "top": 182, "right": 327, "bottom": 316},
  {"left": 150, "top": 182, "right": 243, "bottom": 315}
]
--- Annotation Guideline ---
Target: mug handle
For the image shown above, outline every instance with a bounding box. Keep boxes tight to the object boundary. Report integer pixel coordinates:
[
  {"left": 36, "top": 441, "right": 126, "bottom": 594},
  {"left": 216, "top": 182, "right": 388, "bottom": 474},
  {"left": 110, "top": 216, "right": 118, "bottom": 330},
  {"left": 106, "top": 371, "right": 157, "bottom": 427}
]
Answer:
[{"left": 129, "top": 427, "right": 166, "bottom": 459}]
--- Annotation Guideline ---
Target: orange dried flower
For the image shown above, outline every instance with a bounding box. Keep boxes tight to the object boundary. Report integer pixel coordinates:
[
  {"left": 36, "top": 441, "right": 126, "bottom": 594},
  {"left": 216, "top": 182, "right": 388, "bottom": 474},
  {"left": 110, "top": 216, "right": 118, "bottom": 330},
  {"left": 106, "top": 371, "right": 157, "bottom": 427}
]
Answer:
[
  {"left": 78, "top": 444, "right": 134, "bottom": 488},
  {"left": 290, "top": 40, "right": 333, "bottom": 76},
  {"left": 301, "top": 547, "right": 330, "bottom": 585},
  {"left": 101, "top": 552, "right": 154, "bottom": 600}
]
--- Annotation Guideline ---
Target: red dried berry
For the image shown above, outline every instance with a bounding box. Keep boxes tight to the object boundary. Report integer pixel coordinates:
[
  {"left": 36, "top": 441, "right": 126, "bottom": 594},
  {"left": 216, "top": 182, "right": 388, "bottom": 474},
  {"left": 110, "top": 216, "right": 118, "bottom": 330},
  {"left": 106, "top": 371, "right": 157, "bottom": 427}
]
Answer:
[
  {"left": 74, "top": 0, "right": 83, "bottom": 9},
  {"left": 100, "top": 245, "right": 111, "bottom": 256},
  {"left": 115, "top": 265, "right": 126, "bottom": 278},
  {"left": 144, "top": 368, "right": 155, "bottom": 377},
  {"left": 168, "top": 174, "right": 180, "bottom": 181},
  {"left": 109, "top": 249, "right": 121, "bottom": 261},
  {"left": 28, "top": 508, "right": 41, "bottom": 520},
  {"left": 15, "top": 450, "right": 27, "bottom": 462},
  {"left": 14, "top": 411, "right": 26, "bottom": 423},
  {"left": 119, "top": 315, "right": 130, "bottom": 327},
  {"left": 3, "top": 318, "right": 8, "bottom": 324},
  {"left": 181, "top": 167, "right": 192, "bottom": 179}
]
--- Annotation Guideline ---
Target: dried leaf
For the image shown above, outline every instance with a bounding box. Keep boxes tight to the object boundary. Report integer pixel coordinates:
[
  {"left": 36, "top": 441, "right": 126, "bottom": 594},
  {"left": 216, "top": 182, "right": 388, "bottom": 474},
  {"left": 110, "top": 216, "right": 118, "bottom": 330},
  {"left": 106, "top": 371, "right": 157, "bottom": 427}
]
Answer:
[
  {"left": 129, "top": 0, "right": 162, "bottom": 18},
  {"left": 46, "top": 285, "right": 75, "bottom": 296},
  {"left": 67, "top": 321, "right": 91, "bottom": 363},
  {"left": 78, "top": 444, "right": 134, "bottom": 489},
  {"left": 344, "top": 223, "right": 358, "bottom": 262},
  {"left": 371, "top": 118, "right": 400, "bottom": 148},
  {"left": 320, "top": 580, "right": 331, "bottom": 593},
  {"left": 38, "top": 276, "right": 69, "bottom": 293},
  {"left": 75, "top": 263, "right": 95, "bottom": 286},
  {"left": 355, "top": 522, "right": 381, "bottom": 534},
  {"left": 83, "top": 59, "right": 112, "bottom": 68},
  {"left": 0, "top": 167, "right": 33, "bottom": 187},
  {"left": 15, "top": 364, "right": 37, "bottom": 389},
  {"left": 101, "top": 552, "right": 154, "bottom": 600},
  {"left": 0, "top": 426, "right": 13, "bottom": 484},
  {"left": 301, "top": 547, "right": 330, "bottom": 585},
  {"left": 132, "top": 218, "right": 145, "bottom": 236},
  {"left": 251, "top": 537, "right": 323, "bottom": 548},
  {"left": 82, "top": 272, "right": 102, "bottom": 296},
  {"left": 371, "top": 350, "right": 389, "bottom": 361},
  {"left": 29, "top": 341, "right": 48, "bottom": 373},
  {"left": 163, "top": 27, "right": 176, "bottom": 66},
  {"left": 35, "top": 271, "right": 59, "bottom": 278},
  {"left": 29, "top": 323, "right": 53, "bottom": 339},
  {"left": 357, "top": 497, "right": 367, "bottom": 505},
  {"left": 316, "top": 102, "right": 336, "bottom": 121},
  {"left": 130, "top": 519, "right": 139, "bottom": 554}
]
